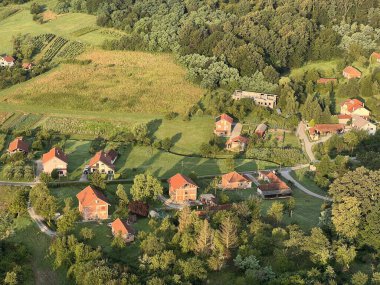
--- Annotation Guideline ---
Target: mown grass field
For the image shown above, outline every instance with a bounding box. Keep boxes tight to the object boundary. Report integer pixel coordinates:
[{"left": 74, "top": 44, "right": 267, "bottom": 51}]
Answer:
[
  {"left": 0, "top": 7, "right": 120, "bottom": 53},
  {"left": 0, "top": 50, "right": 206, "bottom": 114}
]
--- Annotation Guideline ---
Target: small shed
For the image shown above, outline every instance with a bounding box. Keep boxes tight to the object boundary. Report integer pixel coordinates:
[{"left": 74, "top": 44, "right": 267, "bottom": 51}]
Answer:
[{"left": 255, "top": 123, "right": 268, "bottom": 138}]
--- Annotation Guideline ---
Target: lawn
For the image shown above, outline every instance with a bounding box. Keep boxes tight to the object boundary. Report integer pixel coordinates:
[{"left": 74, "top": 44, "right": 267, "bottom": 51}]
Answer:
[
  {"left": 290, "top": 168, "right": 328, "bottom": 197},
  {"left": 0, "top": 49, "right": 206, "bottom": 115},
  {"left": 0, "top": 8, "right": 121, "bottom": 53},
  {"left": 289, "top": 59, "right": 340, "bottom": 79}
]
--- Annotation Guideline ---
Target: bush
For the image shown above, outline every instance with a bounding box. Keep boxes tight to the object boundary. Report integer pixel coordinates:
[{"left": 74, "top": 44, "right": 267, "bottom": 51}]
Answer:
[{"left": 113, "top": 173, "right": 121, "bottom": 179}]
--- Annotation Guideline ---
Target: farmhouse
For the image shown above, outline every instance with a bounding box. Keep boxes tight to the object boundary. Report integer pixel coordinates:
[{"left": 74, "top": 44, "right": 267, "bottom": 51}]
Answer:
[
  {"left": 0, "top": 54, "right": 15, "bottom": 67},
  {"left": 340, "top": 99, "right": 370, "bottom": 118},
  {"left": 309, "top": 124, "right": 345, "bottom": 140},
  {"left": 214, "top": 114, "right": 233, "bottom": 137},
  {"left": 232, "top": 90, "right": 277, "bottom": 109},
  {"left": 342, "top": 66, "right": 361, "bottom": 79},
  {"left": 89, "top": 150, "right": 115, "bottom": 174},
  {"left": 168, "top": 173, "right": 198, "bottom": 203},
  {"left": 220, "top": 171, "right": 252, "bottom": 189},
  {"left": 257, "top": 171, "right": 291, "bottom": 198},
  {"left": 42, "top": 147, "right": 68, "bottom": 176},
  {"left": 317, "top": 78, "right": 337, "bottom": 84},
  {"left": 111, "top": 218, "right": 135, "bottom": 243},
  {"left": 255, "top": 123, "right": 268, "bottom": 138},
  {"left": 76, "top": 186, "right": 110, "bottom": 220},
  {"left": 8, "top": 137, "right": 29, "bottom": 154},
  {"left": 226, "top": 135, "right": 249, "bottom": 152},
  {"left": 337, "top": 114, "right": 352, "bottom": 125},
  {"left": 351, "top": 115, "right": 377, "bottom": 135},
  {"left": 371, "top": 52, "right": 380, "bottom": 63}
]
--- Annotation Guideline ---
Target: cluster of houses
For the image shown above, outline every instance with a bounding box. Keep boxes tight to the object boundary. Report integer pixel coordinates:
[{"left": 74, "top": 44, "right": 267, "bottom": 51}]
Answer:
[
  {"left": 0, "top": 54, "right": 33, "bottom": 69},
  {"left": 214, "top": 113, "right": 269, "bottom": 152},
  {"left": 7, "top": 137, "right": 119, "bottom": 178},
  {"left": 308, "top": 98, "right": 377, "bottom": 140}
]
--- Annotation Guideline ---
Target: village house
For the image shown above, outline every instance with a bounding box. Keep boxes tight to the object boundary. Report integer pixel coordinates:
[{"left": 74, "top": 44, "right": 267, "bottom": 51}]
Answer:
[
  {"left": 22, "top": 62, "right": 33, "bottom": 70},
  {"left": 371, "top": 52, "right": 380, "bottom": 63},
  {"left": 255, "top": 123, "right": 268, "bottom": 138},
  {"left": 0, "top": 54, "right": 15, "bottom": 67},
  {"left": 309, "top": 124, "right": 345, "bottom": 141},
  {"left": 257, "top": 171, "right": 291, "bottom": 198},
  {"left": 337, "top": 114, "right": 352, "bottom": 125},
  {"left": 351, "top": 115, "right": 377, "bottom": 135},
  {"left": 232, "top": 90, "right": 278, "bottom": 109},
  {"left": 8, "top": 137, "right": 29, "bottom": 155},
  {"left": 317, "top": 78, "right": 337, "bottom": 85},
  {"left": 89, "top": 150, "right": 115, "bottom": 174},
  {"left": 340, "top": 99, "right": 370, "bottom": 118},
  {"left": 199, "top": 193, "right": 217, "bottom": 206},
  {"left": 214, "top": 113, "right": 234, "bottom": 137},
  {"left": 168, "top": 173, "right": 198, "bottom": 203},
  {"left": 225, "top": 135, "right": 249, "bottom": 152},
  {"left": 76, "top": 186, "right": 110, "bottom": 220},
  {"left": 220, "top": 171, "right": 252, "bottom": 189},
  {"left": 342, "top": 66, "right": 361, "bottom": 79},
  {"left": 111, "top": 218, "right": 135, "bottom": 243},
  {"left": 42, "top": 147, "right": 68, "bottom": 176}
]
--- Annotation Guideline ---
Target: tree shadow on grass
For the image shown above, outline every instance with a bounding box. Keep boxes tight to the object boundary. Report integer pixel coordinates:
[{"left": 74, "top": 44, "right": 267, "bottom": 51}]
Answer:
[
  {"left": 114, "top": 143, "right": 133, "bottom": 175},
  {"left": 65, "top": 140, "right": 92, "bottom": 179},
  {"left": 147, "top": 119, "right": 162, "bottom": 139}
]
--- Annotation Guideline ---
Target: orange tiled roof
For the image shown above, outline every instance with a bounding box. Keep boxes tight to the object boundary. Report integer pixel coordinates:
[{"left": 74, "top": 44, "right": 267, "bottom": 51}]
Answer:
[
  {"left": 226, "top": 135, "right": 249, "bottom": 144},
  {"left": 216, "top": 113, "right": 233, "bottom": 124},
  {"left": 371, "top": 52, "right": 380, "bottom": 60},
  {"left": 222, "top": 171, "right": 249, "bottom": 183},
  {"left": 76, "top": 186, "right": 109, "bottom": 207},
  {"left": 168, "top": 173, "right": 197, "bottom": 191},
  {"left": 343, "top": 66, "right": 361, "bottom": 77},
  {"left": 1, "top": 55, "right": 15, "bottom": 63},
  {"left": 8, "top": 137, "right": 29, "bottom": 153},
  {"left": 258, "top": 171, "right": 290, "bottom": 192},
  {"left": 111, "top": 218, "right": 134, "bottom": 235},
  {"left": 89, "top": 150, "right": 115, "bottom": 169},
  {"left": 310, "top": 124, "right": 345, "bottom": 134},
  {"left": 341, "top": 99, "right": 364, "bottom": 112},
  {"left": 42, "top": 147, "right": 68, "bottom": 164}
]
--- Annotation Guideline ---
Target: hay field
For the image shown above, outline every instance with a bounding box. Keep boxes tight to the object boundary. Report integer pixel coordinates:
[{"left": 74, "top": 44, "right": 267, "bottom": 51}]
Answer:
[{"left": 0, "top": 50, "right": 205, "bottom": 114}]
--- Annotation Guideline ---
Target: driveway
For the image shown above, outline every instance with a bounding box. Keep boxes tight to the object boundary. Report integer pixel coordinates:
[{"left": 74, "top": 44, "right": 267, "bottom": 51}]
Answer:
[{"left": 27, "top": 206, "right": 57, "bottom": 237}]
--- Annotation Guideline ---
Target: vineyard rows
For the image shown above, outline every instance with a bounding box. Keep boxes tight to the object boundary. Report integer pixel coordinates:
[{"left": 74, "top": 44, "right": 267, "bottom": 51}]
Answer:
[
  {"left": 42, "top": 36, "right": 68, "bottom": 62},
  {"left": 33, "top": 33, "right": 56, "bottom": 51},
  {"left": 56, "top": 41, "right": 86, "bottom": 59}
]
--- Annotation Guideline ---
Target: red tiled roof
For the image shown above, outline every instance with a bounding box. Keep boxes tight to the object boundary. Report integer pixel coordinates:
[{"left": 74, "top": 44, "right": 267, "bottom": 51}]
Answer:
[
  {"left": 42, "top": 147, "right": 68, "bottom": 164},
  {"left": 317, "top": 78, "right": 337, "bottom": 84},
  {"left": 168, "top": 173, "right": 197, "bottom": 191},
  {"left": 89, "top": 150, "right": 115, "bottom": 169},
  {"left": 22, "top": 62, "right": 33, "bottom": 69},
  {"left": 8, "top": 137, "right": 29, "bottom": 153},
  {"left": 341, "top": 99, "right": 364, "bottom": 112},
  {"left": 337, "top": 114, "right": 352, "bottom": 120},
  {"left": 216, "top": 113, "right": 233, "bottom": 124},
  {"left": 258, "top": 171, "right": 290, "bottom": 192},
  {"left": 111, "top": 218, "right": 135, "bottom": 235},
  {"left": 310, "top": 124, "right": 345, "bottom": 134},
  {"left": 226, "top": 135, "right": 249, "bottom": 144},
  {"left": 371, "top": 52, "right": 380, "bottom": 60},
  {"left": 222, "top": 171, "right": 249, "bottom": 183},
  {"left": 2, "top": 55, "right": 15, "bottom": 63},
  {"left": 343, "top": 66, "right": 361, "bottom": 77},
  {"left": 76, "top": 186, "right": 109, "bottom": 207}
]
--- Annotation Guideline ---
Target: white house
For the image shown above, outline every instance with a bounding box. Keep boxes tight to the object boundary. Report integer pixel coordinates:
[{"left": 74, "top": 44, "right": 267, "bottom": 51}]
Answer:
[
  {"left": 351, "top": 115, "right": 377, "bottom": 135},
  {"left": 0, "top": 54, "right": 15, "bottom": 67}
]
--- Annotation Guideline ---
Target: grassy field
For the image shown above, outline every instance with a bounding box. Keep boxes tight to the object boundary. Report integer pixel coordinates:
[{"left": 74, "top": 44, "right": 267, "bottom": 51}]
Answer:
[
  {"left": 0, "top": 7, "right": 121, "bottom": 53},
  {"left": 289, "top": 60, "right": 340, "bottom": 79},
  {"left": 0, "top": 49, "right": 206, "bottom": 114}
]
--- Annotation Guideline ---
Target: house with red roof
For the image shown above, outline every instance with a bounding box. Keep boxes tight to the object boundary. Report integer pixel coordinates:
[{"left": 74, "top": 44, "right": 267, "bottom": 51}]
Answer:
[
  {"left": 42, "top": 147, "right": 68, "bottom": 176},
  {"left": 340, "top": 99, "right": 370, "bottom": 118},
  {"left": 111, "top": 218, "right": 135, "bottom": 243},
  {"left": 317, "top": 78, "right": 337, "bottom": 85},
  {"left": 371, "top": 52, "right": 380, "bottom": 63},
  {"left": 89, "top": 150, "right": 115, "bottom": 174},
  {"left": 214, "top": 113, "right": 234, "bottom": 137},
  {"left": 221, "top": 171, "right": 252, "bottom": 189},
  {"left": 22, "top": 62, "right": 33, "bottom": 70},
  {"left": 76, "top": 186, "right": 110, "bottom": 220},
  {"left": 342, "top": 66, "right": 361, "bottom": 79},
  {"left": 8, "top": 137, "right": 29, "bottom": 155},
  {"left": 257, "top": 171, "right": 291, "bottom": 198},
  {"left": 0, "top": 54, "right": 15, "bottom": 67},
  {"left": 226, "top": 135, "right": 249, "bottom": 152},
  {"left": 168, "top": 173, "right": 198, "bottom": 203},
  {"left": 309, "top": 124, "right": 345, "bottom": 140}
]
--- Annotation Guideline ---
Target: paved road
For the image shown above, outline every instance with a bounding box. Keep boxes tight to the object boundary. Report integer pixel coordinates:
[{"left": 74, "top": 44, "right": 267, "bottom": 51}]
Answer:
[
  {"left": 0, "top": 181, "right": 37, "bottom": 187},
  {"left": 279, "top": 169, "right": 332, "bottom": 202},
  {"left": 27, "top": 206, "right": 57, "bottom": 237},
  {"left": 297, "top": 122, "right": 332, "bottom": 162}
]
